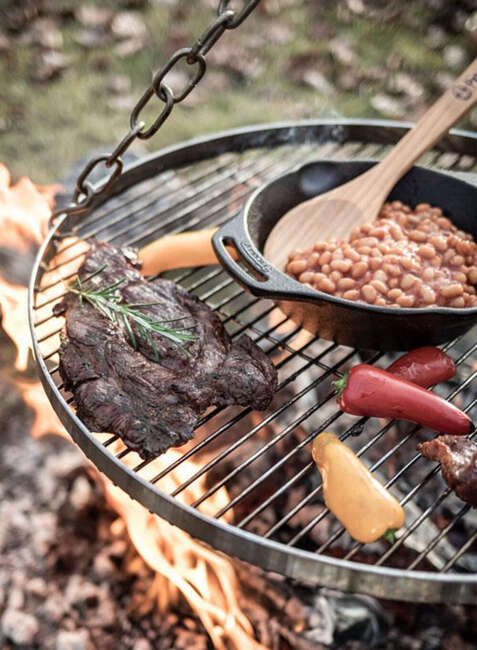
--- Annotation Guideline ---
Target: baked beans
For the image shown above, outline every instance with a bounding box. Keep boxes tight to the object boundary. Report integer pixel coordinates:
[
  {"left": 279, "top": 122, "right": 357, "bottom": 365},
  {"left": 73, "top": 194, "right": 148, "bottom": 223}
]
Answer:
[{"left": 286, "top": 201, "right": 477, "bottom": 308}]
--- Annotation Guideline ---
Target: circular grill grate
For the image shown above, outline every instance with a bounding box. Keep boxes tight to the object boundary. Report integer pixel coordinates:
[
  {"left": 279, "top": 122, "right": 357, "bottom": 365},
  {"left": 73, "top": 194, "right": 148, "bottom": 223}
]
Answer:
[{"left": 29, "top": 121, "right": 477, "bottom": 603}]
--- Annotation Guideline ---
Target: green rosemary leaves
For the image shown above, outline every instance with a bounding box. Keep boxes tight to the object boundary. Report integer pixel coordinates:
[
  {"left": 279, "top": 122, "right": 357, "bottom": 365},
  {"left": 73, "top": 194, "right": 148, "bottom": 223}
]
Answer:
[{"left": 69, "top": 265, "right": 196, "bottom": 359}]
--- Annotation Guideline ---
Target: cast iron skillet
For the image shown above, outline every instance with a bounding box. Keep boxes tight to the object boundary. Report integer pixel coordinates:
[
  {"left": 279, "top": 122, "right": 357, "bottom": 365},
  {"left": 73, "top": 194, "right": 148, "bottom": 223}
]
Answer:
[{"left": 212, "top": 160, "right": 477, "bottom": 351}]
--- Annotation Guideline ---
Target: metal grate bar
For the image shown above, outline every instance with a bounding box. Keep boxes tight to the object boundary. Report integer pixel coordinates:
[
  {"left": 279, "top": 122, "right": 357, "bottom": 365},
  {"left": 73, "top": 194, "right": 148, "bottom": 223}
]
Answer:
[
  {"left": 45, "top": 246, "right": 89, "bottom": 275},
  {"left": 175, "top": 308, "right": 285, "bottom": 424},
  {"left": 116, "top": 447, "right": 131, "bottom": 460},
  {"left": 378, "top": 486, "right": 457, "bottom": 564},
  {"left": 237, "top": 459, "right": 314, "bottom": 529},
  {"left": 146, "top": 333, "right": 324, "bottom": 481},
  {"left": 104, "top": 433, "right": 119, "bottom": 448},
  {"left": 289, "top": 358, "right": 476, "bottom": 552},
  {"left": 375, "top": 402, "right": 477, "bottom": 566},
  {"left": 36, "top": 326, "right": 63, "bottom": 344},
  {"left": 268, "top": 344, "right": 453, "bottom": 540},
  {"left": 42, "top": 347, "right": 60, "bottom": 362},
  {"left": 161, "top": 261, "right": 222, "bottom": 286},
  {"left": 36, "top": 268, "right": 81, "bottom": 293},
  {"left": 37, "top": 268, "right": 236, "bottom": 368},
  {"left": 104, "top": 146, "right": 307, "bottom": 239},
  {"left": 100, "top": 159, "right": 270, "bottom": 243},
  {"left": 253, "top": 416, "right": 380, "bottom": 536},
  {"left": 212, "top": 350, "right": 366, "bottom": 520},
  {"left": 36, "top": 212, "right": 232, "bottom": 325},
  {"left": 185, "top": 345, "right": 350, "bottom": 505},
  {"left": 50, "top": 236, "right": 91, "bottom": 264},
  {"left": 265, "top": 346, "right": 443, "bottom": 539},
  {"left": 121, "top": 140, "right": 371, "bottom": 250},
  {"left": 35, "top": 309, "right": 68, "bottom": 329},
  {"left": 35, "top": 289, "right": 69, "bottom": 312},
  {"left": 170, "top": 263, "right": 337, "bottom": 371},
  {"left": 123, "top": 145, "right": 319, "bottom": 248},
  {"left": 213, "top": 390, "right": 353, "bottom": 521},
  {"left": 442, "top": 530, "right": 477, "bottom": 572},
  {"left": 285, "top": 416, "right": 401, "bottom": 547},
  {"left": 39, "top": 143, "right": 328, "bottom": 320},
  {"left": 321, "top": 389, "right": 476, "bottom": 559},
  {"left": 42, "top": 166, "right": 253, "bottom": 292},
  {"left": 390, "top": 487, "right": 456, "bottom": 552},
  {"left": 50, "top": 153, "right": 249, "bottom": 260},
  {"left": 245, "top": 326, "right": 337, "bottom": 374},
  {"left": 35, "top": 140, "right": 373, "bottom": 316},
  {"left": 76, "top": 152, "right": 241, "bottom": 235},
  {"left": 407, "top": 503, "right": 470, "bottom": 571}
]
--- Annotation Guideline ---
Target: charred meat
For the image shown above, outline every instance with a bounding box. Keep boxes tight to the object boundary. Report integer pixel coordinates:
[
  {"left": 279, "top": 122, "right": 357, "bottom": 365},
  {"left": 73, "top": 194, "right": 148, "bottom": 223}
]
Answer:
[
  {"left": 418, "top": 435, "right": 477, "bottom": 507},
  {"left": 54, "top": 240, "right": 277, "bottom": 459}
]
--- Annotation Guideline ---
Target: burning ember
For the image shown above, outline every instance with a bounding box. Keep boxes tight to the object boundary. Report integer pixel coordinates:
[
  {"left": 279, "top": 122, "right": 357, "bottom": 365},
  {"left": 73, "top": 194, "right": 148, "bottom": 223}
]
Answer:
[{"left": 0, "top": 163, "right": 266, "bottom": 649}]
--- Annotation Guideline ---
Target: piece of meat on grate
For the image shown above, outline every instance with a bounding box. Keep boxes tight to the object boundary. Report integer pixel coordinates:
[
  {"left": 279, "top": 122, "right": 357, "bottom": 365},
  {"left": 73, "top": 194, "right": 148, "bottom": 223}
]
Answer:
[
  {"left": 54, "top": 240, "right": 277, "bottom": 459},
  {"left": 418, "top": 435, "right": 477, "bottom": 507}
]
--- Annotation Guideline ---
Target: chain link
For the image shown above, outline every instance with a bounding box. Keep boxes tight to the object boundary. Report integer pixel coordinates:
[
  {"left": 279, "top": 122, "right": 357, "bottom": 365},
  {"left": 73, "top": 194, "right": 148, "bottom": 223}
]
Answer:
[
  {"left": 50, "top": 0, "right": 261, "bottom": 228},
  {"left": 153, "top": 48, "right": 207, "bottom": 104},
  {"left": 130, "top": 82, "right": 174, "bottom": 140},
  {"left": 218, "top": 0, "right": 261, "bottom": 28},
  {"left": 188, "top": 11, "right": 233, "bottom": 60},
  {"left": 73, "top": 154, "right": 123, "bottom": 202}
]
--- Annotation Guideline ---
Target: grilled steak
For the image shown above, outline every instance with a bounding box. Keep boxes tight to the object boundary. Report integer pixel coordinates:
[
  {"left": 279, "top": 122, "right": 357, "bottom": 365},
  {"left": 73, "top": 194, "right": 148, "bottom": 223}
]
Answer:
[
  {"left": 418, "top": 435, "right": 477, "bottom": 507},
  {"left": 54, "top": 240, "right": 277, "bottom": 459}
]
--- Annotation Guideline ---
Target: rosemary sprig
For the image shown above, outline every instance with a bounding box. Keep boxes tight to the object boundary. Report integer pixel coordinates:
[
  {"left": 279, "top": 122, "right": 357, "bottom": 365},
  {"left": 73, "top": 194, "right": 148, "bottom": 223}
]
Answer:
[{"left": 70, "top": 265, "right": 196, "bottom": 359}]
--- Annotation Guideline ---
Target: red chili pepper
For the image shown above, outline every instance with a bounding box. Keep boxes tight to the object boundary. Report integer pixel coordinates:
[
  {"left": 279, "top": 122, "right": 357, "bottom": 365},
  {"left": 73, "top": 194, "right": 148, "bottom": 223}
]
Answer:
[
  {"left": 335, "top": 365, "right": 473, "bottom": 436},
  {"left": 387, "top": 347, "right": 456, "bottom": 388}
]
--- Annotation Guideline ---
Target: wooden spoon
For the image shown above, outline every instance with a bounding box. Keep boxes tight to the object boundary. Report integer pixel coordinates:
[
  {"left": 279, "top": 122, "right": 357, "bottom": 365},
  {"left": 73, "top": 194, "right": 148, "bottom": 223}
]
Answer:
[{"left": 264, "top": 59, "right": 477, "bottom": 271}]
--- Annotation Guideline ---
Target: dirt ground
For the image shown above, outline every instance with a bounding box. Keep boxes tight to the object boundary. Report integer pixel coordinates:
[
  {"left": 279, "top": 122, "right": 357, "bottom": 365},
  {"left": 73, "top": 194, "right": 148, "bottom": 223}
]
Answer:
[{"left": 1, "top": 0, "right": 476, "bottom": 183}]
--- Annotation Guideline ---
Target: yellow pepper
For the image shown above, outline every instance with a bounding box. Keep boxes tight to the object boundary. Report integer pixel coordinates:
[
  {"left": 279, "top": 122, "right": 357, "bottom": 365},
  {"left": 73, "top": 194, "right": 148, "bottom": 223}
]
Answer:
[{"left": 312, "top": 433, "right": 405, "bottom": 544}]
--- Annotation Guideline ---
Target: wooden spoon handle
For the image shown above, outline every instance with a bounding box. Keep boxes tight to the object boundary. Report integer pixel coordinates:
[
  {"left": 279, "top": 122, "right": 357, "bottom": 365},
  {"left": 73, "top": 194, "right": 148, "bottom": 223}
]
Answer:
[{"left": 375, "top": 58, "right": 477, "bottom": 193}]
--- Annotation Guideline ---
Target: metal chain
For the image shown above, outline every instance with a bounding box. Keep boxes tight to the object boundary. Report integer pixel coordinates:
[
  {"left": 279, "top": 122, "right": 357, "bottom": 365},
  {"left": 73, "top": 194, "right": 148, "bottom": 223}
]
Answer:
[{"left": 50, "top": 0, "right": 261, "bottom": 227}]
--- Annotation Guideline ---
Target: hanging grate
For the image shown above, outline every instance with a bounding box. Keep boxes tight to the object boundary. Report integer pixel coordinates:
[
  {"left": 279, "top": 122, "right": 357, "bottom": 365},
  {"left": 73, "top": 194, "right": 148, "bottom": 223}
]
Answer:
[{"left": 29, "top": 120, "right": 477, "bottom": 604}]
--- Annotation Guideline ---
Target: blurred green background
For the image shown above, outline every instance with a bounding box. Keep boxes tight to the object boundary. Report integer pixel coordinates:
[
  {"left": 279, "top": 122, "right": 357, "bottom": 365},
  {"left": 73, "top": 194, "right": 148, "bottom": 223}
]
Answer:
[{"left": 1, "top": 0, "right": 476, "bottom": 183}]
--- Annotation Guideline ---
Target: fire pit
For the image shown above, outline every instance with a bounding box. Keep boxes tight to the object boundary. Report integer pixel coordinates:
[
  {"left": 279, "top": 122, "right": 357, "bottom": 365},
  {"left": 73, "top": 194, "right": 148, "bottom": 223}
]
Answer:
[{"left": 29, "top": 120, "right": 477, "bottom": 605}]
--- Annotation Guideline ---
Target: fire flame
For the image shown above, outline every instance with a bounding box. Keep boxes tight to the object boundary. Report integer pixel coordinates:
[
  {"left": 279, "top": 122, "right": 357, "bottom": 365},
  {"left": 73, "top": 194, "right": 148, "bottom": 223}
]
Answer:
[
  {"left": 0, "top": 164, "right": 59, "bottom": 370},
  {"left": 0, "top": 163, "right": 58, "bottom": 249},
  {"left": 0, "top": 280, "right": 32, "bottom": 371},
  {"left": 0, "top": 163, "right": 265, "bottom": 649}
]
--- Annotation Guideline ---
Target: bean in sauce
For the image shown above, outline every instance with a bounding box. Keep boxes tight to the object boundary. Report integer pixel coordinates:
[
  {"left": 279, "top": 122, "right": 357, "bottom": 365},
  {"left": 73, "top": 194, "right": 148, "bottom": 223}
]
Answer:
[{"left": 286, "top": 201, "right": 477, "bottom": 308}]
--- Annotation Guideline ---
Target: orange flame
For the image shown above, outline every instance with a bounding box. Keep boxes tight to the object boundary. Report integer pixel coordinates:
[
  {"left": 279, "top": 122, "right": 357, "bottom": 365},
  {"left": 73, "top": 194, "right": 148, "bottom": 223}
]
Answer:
[
  {"left": 0, "top": 164, "right": 60, "bottom": 369},
  {"left": 0, "top": 279, "right": 31, "bottom": 371},
  {"left": 0, "top": 163, "right": 265, "bottom": 650},
  {"left": 0, "top": 163, "right": 59, "bottom": 249},
  {"left": 18, "top": 379, "right": 67, "bottom": 440},
  {"left": 104, "top": 441, "right": 265, "bottom": 650}
]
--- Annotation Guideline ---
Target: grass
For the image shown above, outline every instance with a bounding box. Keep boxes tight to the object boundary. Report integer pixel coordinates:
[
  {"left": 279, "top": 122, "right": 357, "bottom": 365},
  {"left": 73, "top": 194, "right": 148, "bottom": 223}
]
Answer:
[{"left": 0, "top": 1, "right": 474, "bottom": 184}]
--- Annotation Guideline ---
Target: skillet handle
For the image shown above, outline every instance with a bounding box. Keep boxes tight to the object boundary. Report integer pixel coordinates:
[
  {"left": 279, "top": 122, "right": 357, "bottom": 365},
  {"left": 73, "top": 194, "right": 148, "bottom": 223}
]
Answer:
[{"left": 212, "top": 217, "right": 286, "bottom": 297}]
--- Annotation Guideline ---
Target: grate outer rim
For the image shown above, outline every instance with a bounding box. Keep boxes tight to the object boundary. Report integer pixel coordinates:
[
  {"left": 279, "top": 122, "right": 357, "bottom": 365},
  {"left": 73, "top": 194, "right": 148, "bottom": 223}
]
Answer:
[{"left": 29, "top": 119, "right": 477, "bottom": 604}]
